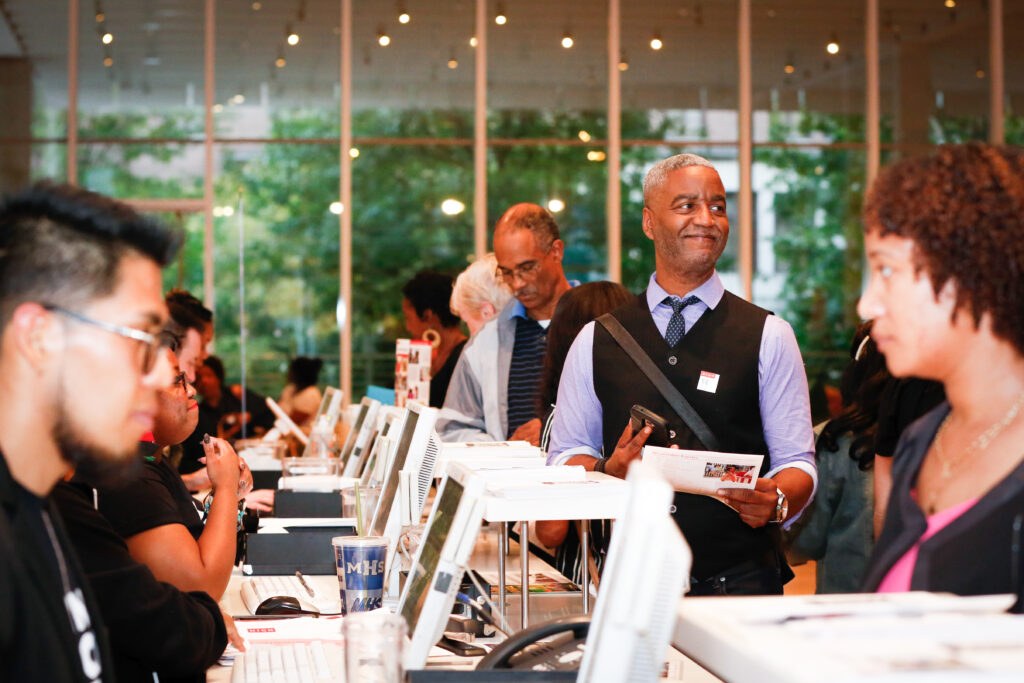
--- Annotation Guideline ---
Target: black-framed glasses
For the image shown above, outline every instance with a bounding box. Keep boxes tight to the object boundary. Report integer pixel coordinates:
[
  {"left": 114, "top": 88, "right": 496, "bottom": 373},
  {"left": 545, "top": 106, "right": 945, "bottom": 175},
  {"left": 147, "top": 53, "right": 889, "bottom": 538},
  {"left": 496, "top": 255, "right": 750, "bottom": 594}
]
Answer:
[
  {"left": 495, "top": 259, "right": 542, "bottom": 284},
  {"left": 44, "top": 305, "right": 163, "bottom": 374}
]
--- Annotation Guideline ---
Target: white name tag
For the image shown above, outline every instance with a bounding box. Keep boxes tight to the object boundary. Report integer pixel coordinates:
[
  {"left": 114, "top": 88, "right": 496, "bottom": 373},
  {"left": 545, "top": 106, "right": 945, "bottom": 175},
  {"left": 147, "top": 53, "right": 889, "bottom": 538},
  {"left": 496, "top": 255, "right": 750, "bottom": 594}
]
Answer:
[{"left": 697, "top": 371, "right": 720, "bottom": 394}]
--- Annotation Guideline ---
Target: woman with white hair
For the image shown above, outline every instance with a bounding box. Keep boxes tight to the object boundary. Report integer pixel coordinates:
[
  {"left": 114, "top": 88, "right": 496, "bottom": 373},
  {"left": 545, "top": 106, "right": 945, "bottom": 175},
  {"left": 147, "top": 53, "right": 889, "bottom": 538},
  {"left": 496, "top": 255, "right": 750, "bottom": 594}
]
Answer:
[{"left": 449, "top": 252, "right": 513, "bottom": 336}]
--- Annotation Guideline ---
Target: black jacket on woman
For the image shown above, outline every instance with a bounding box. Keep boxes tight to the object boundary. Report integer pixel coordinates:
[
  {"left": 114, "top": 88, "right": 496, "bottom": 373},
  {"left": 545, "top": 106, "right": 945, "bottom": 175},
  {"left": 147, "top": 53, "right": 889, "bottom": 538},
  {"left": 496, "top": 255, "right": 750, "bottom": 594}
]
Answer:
[{"left": 862, "top": 403, "right": 1024, "bottom": 594}]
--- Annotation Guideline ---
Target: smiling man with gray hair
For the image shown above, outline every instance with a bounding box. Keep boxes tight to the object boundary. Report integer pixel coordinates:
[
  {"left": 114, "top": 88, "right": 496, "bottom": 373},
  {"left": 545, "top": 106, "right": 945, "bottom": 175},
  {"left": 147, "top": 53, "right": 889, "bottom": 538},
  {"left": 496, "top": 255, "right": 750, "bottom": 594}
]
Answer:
[{"left": 547, "top": 153, "right": 817, "bottom": 595}]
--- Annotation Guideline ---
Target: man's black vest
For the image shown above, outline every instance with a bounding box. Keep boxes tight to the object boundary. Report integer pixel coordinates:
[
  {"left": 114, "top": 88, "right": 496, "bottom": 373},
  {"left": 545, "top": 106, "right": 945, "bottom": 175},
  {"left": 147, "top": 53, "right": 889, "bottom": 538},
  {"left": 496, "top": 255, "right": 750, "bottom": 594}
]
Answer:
[{"left": 593, "top": 290, "right": 775, "bottom": 580}]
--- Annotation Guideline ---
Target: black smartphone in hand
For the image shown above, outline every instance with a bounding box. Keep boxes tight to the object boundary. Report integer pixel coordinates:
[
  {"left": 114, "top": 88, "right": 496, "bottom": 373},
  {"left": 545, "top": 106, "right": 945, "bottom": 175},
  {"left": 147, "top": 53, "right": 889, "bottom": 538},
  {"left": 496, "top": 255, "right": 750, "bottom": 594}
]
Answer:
[{"left": 629, "top": 404, "right": 670, "bottom": 448}]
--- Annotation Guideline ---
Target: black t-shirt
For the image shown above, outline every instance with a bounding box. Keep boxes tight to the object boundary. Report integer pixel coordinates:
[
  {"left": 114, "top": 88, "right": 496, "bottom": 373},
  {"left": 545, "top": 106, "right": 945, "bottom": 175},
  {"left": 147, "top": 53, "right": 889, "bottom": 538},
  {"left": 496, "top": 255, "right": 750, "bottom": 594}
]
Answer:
[
  {"left": 430, "top": 338, "right": 467, "bottom": 408},
  {"left": 1, "top": 449, "right": 111, "bottom": 683},
  {"left": 51, "top": 481, "right": 227, "bottom": 683},
  {"left": 178, "top": 403, "right": 222, "bottom": 475},
  {"left": 96, "top": 444, "right": 205, "bottom": 542},
  {"left": 874, "top": 378, "right": 946, "bottom": 458}
]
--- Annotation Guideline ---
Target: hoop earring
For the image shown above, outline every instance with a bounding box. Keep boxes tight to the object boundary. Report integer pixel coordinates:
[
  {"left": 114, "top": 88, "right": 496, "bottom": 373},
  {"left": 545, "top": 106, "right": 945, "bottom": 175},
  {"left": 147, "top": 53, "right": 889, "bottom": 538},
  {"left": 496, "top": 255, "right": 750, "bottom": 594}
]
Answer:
[{"left": 422, "top": 328, "right": 441, "bottom": 349}]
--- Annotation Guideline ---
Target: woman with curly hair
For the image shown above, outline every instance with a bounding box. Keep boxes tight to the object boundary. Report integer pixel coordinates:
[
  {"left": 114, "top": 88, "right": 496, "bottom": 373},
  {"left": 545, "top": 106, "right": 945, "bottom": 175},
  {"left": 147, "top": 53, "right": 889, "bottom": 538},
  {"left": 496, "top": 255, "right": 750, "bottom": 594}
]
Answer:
[{"left": 858, "top": 143, "right": 1024, "bottom": 595}]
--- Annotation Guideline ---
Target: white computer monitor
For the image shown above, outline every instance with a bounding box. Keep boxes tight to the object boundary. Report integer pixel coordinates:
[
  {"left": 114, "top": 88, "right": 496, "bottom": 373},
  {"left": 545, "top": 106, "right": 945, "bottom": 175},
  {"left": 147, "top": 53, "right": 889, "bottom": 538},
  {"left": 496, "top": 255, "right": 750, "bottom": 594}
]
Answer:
[
  {"left": 368, "top": 404, "right": 441, "bottom": 589},
  {"left": 356, "top": 410, "right": 403, "bottom": 486},
  {"left": 576, "top": 462, "right": 692, "bottom": 682},
  {"left": 397, "top": 462, "right": 486, "bottom": 669},
  {"left": 300, "top": 386, "right": 345, "bottom": 457},
  {"left": 339, "top": 397, "right": 382, "bottom": 476},
  {"left": 265, "top": 396, "right": 309, "bottom": 446}
]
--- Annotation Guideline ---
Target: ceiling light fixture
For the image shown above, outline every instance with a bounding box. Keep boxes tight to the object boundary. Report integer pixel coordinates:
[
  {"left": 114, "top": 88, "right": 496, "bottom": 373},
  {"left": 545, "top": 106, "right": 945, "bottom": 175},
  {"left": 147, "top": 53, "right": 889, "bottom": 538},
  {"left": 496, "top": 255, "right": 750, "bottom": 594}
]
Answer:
[
  {"left": 495, "top": 3, "right": 507, "bottom": 25},
  {"left": 469, "top": 36, "right": 478, "bottom": 48},
  {"left": 398, "top": 4, "right": 410, "bottom": 24},
  {"left": 618, "top": 53, "right": 629, "bottom": 71},
  {"left": 944, "top": 0, "right": 956, "bottom": 7},
  {"left": 650, "top": 33, "right": 663, "bottom": 50},
  {"left": 102, "top": 32, "right": 113, "bottom": 45},
  {"left": 547, "top": 198, "right": 565, "bottom": 213},
  {"left": 103, "top": 56, "right": 113, "bottom": 67},
  {"left": 378, "top": 29, "right": 391, "bottom": 47},
  {"left": 826, "top": 33, "right": 839, "bottom": 55},
  {"left": 286, "top": 24, "right": 300, "bottom": 46},
  {"left": 330, "top": 202, "right": 344, "bottom": 214},
  {"left": 561, "top": 31, "right": 574, "bottom": 49},
  {"left": 252, "top": 1, "right": 262, "bottom": 10},
  {"left": 578, "top": 130, "right": 591, "bottom": 142},
  {"left": 587, "top": 150, "right": 606, "bottom": 162},
  {"left": 95, "top": 12, "right": 104, "bottom": 22},
  {"left": 349, "top": 147, "right": 360, "bottom": 158}
]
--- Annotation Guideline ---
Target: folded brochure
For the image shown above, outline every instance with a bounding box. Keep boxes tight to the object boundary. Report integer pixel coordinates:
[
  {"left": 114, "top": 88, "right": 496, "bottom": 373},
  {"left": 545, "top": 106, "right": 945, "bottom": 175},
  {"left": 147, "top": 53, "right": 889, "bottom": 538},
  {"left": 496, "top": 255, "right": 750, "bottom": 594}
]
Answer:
[{"left": 640, "top": 446, "right": 763, "bottom": 504}]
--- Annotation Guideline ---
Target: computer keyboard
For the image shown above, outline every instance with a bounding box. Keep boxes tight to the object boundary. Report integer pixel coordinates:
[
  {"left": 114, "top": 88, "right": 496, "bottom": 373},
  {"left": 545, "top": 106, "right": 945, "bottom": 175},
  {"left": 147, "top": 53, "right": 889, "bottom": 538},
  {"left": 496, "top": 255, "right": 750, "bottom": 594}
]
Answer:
[
  {"left": 241, "top": 575, "right": 336, "bottom": 615},
  {"left": 231, "top": 641, "right": 346, "bottom": 683}
]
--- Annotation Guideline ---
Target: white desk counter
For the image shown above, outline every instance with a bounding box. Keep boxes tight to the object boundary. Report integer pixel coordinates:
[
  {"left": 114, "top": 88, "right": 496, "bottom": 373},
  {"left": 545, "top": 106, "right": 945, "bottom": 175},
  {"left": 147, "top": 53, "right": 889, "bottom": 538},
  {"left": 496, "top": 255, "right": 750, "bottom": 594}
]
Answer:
[{"left": 672, "top": 592, "right": 1024, "bottom": 682}]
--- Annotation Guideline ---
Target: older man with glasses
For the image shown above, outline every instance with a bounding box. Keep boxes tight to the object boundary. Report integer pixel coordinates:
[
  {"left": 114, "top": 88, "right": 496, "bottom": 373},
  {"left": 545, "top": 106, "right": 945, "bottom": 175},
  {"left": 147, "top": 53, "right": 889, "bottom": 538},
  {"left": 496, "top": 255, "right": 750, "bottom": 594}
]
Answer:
[
  {"left": 0, "top": 183, "right": 181, "bottom": 680},
  {"left": 437, "top": 203, "right": 573, "bottom": 445}
]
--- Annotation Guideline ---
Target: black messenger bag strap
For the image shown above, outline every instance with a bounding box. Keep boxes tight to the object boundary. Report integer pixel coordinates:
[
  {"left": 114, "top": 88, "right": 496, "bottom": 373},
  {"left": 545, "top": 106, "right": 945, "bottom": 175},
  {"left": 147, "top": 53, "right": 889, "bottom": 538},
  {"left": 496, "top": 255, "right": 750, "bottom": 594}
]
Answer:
[{"left": 597, "top": 313, "right": 722, "bottom": 452}]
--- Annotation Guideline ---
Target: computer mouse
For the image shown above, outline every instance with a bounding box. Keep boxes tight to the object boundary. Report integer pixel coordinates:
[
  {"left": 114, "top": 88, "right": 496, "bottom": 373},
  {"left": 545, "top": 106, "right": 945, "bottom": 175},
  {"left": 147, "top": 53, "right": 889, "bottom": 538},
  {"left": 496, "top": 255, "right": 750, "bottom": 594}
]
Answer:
[{"left": 255, "top": 595, "right": 308, "bottom": 616}]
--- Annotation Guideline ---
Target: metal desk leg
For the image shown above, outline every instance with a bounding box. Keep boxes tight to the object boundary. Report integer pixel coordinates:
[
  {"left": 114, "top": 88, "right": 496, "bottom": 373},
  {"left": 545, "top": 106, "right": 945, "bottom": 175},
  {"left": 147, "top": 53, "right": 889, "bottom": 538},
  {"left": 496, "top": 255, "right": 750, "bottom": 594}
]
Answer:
[
  {"left": 504, "top": 521, "right": 511, "bottom": 554},
  {"left": 581, "top": 520, "right": 590, "bottom": 614},
  {"left": 498, "top": 523, "right": 507, "bottom": 624},
  {"left": 520, "top": 520, "right": 529, "bottom": 629}
]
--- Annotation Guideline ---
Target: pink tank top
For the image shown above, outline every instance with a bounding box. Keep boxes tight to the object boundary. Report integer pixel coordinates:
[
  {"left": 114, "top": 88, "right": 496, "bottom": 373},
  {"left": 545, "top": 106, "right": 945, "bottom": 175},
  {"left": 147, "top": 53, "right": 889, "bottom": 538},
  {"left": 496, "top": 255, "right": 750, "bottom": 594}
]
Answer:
[{"left": 877, "top": 495, "right": 979, "bottom": 593}]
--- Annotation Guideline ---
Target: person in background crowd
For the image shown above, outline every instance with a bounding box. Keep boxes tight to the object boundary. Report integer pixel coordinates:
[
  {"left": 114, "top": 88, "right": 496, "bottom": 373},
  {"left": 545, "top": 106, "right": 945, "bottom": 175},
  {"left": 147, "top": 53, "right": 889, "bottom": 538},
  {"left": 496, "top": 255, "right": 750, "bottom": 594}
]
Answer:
[
  {"left": 88, "top": 345, "right": 248, "bottom": 602},
  {"left": 858, "top": 143, "right": 1024, "bottom": 595},
  {"left": 165, "top": 289, "right": 212, "bottom": 384},
  {"left": 401, "top": 270, "right": 468, "bottom": 408},
  {"left": 449, "top": 252, "right": 513, "bottom": 337},
  {"left": 533, "top": 281, "right": 634, "bottom": 586},
  {"left": 278, "top": 356, "right": 323, "bottom": 432},
  {"left": 536, "top": 282, "right": 635, "bottom": 451},
  {"left": 785, "top": 321, "right": 887, "bottom": 593},
  {"left": 871, "top": 377, "right": 945, "bottom": 538},
  {"left": 438, "top": 204, "right": 573, "bottom": 446},
  {"left": 0, "top": 183, "right": 179, "bottom": 680},
  {"left": 548, "top": 154, "right": 816, "bottom": 595}
]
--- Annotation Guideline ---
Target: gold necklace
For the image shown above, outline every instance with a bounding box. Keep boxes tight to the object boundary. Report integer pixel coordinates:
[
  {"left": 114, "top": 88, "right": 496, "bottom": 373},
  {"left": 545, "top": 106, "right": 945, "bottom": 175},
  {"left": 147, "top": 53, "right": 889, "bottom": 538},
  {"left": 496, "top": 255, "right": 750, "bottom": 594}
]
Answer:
[{"left": 926, "top": 392, "right": 1024, "bottom": 513}]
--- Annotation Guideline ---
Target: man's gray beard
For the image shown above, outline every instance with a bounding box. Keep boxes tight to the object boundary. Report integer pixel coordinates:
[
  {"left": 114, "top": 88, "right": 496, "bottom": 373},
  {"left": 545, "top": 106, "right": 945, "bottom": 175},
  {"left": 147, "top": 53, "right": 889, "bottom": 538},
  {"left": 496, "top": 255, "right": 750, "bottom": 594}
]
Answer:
[{"left": 52, "top": 403, "right": 141, "bottom": 488}]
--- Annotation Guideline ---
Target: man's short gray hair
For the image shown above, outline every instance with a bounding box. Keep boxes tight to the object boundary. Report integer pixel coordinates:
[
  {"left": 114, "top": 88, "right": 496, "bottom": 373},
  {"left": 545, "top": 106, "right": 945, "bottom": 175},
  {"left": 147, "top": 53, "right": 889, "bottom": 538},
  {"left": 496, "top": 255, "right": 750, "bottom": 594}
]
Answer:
[{"left": 642, "top": 154, "right": 716, "bottom": 207}]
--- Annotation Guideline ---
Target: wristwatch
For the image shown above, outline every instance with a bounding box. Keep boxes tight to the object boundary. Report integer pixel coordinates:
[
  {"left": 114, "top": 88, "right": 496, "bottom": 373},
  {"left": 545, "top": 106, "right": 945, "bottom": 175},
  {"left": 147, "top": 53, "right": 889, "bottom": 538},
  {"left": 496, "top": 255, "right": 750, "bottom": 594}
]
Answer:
[{"left": 773, "top": 488, "right": 789, "bottom": 524}]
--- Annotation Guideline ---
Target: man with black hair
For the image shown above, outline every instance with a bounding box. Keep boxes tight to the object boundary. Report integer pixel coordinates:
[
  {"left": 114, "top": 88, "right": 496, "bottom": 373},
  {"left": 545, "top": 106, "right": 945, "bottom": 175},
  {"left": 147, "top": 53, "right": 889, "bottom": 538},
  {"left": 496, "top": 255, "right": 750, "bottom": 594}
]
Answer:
[
  {"left": 0, "top": 182, "right": 180, "bottom": 680},
  {"left": 165, "top": 289, "right": 213, "bottom": 383}
]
